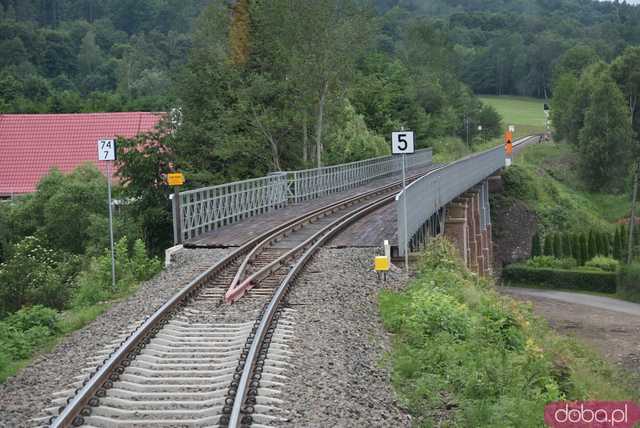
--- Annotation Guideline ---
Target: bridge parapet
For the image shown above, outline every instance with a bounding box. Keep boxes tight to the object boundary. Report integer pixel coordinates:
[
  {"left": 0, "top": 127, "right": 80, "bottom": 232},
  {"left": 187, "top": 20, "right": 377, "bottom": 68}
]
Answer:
[
  {"left": 286, "top": 149, "right": 432, "bottom": 203},
  {"left": 396, "top": 145, "right": 505, "bottom": 257},
  {"left": 174, "top": 149, "right": 432, "bottom": 243}
]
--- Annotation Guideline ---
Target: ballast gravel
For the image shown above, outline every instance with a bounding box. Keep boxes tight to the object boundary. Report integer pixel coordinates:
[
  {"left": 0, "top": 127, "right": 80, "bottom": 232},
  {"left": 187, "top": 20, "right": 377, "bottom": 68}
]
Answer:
[
  {"left": 0, "top": 247, "right": 415, "bottom": 427},
  {"left": 0, "top": 248, "right": 231, "bottom": 428},
  {"left": 273, "top": 248, "right": 412, "bottom": 427}
]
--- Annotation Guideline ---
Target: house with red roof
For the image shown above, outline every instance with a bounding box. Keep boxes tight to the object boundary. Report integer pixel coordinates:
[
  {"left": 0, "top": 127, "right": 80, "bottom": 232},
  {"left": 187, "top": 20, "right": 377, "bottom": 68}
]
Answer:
[{"left": 0, "top": 112, "right": 163, "bottom": 197}]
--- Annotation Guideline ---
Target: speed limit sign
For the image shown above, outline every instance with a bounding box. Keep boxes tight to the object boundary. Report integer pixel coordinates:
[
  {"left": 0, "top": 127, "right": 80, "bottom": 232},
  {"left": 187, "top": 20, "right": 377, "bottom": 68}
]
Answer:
[{"left": 392, "top": 131, "right": 415, "bottom": 154}]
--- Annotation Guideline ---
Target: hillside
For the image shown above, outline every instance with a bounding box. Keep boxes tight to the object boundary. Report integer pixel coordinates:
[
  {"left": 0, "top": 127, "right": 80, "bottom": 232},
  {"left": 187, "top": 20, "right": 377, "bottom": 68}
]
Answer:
[
  {"left": 4, "top": 0, "right": 640, "bottom": 115},
  {"left": 379, "top": 0, "right": 640, "bottom": 97}
]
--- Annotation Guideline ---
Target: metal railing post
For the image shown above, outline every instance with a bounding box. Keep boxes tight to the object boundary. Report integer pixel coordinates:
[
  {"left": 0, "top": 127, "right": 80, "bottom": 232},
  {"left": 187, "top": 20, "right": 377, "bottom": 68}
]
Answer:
[{"left": 170, "top": 193, "right": 179, "bottom": 245}]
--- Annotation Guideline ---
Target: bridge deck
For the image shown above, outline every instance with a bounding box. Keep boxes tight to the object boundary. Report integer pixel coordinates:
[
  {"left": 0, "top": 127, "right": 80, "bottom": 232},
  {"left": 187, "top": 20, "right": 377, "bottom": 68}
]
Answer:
[{"left": 185, "top": 163, "right": 441, "bottom": 248}]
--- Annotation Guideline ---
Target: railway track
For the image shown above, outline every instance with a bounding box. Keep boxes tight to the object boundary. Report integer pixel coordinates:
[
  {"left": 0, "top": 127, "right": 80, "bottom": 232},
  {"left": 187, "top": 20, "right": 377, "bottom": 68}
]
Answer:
[{"left": 43, "top": 168, "right": 434, "bottom": 428}]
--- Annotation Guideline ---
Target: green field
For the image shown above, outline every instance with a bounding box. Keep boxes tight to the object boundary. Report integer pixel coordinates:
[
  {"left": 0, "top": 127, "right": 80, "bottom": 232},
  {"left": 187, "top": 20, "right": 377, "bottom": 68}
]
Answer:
[{"left": 479, "top": 95, "right": 548, "bottom": 139}]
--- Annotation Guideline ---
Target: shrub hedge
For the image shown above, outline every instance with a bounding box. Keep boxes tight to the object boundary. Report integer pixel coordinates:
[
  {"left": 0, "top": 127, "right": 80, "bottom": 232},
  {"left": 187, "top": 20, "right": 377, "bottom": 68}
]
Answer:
[
  {"left": 618, "top": 263, "right": 640, "bottom": 303},
  {"left": 503, "top": 265, "right": 617, "bottom": 293}
]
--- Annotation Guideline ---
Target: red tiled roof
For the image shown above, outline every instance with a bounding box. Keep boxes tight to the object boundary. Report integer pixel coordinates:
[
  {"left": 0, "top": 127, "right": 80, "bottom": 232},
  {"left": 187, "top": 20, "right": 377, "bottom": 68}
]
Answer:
[{"left": 0, "top": 112, "right": 163, "bottom": 196}]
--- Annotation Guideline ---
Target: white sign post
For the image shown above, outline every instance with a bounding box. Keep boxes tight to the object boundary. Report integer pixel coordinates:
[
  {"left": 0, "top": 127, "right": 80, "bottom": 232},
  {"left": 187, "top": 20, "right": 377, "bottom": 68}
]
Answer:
[
  {"left": 98, "top": 139, "right": 117, "bottom": 291},
  {"left": 392, "top": 131, "right": 415, "bottom": 273}
]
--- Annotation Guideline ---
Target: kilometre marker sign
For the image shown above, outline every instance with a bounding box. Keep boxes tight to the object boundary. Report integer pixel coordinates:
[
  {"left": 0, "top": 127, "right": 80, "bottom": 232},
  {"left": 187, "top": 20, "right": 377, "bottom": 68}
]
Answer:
[{"left": 392, "top": 131, "right": 415, "bottom": 154}]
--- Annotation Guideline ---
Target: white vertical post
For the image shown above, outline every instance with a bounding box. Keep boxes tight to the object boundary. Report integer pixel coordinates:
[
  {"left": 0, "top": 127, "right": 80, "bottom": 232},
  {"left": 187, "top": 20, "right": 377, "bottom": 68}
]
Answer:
[
  {"left": 107, "top": 162, "right": 116, "bottom": 290},
  {"left": 402, "top": 153, "right": 409, "bottom": 272}
]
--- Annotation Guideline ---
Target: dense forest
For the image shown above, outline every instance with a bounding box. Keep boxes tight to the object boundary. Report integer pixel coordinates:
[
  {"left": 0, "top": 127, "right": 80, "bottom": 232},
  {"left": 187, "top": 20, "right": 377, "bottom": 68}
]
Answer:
[
  {"left": 378, "top": 0, "right": 640, "bottom": 97},
  {"left": 0, "top": 0, "right": 635, "bottom": 114},
  {"left": 0, "top": 0, "right": 209, "bottom": 112},
  {"left": 4, "top": 1, "right": 640, "bottom": 113}
]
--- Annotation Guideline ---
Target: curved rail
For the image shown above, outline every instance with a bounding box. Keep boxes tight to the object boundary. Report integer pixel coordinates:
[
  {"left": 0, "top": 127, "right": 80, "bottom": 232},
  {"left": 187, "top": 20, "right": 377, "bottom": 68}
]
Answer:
[
  {"left": 227, "top": 179, "right": 409, "bottom": 293},
  {"left": 225, "top": 170, "right": 429, "bottom": 303},
  {"left": 49, "top": 137, "right": 539, "bottom": 427},
  {"left": 228, "top": 186, "right": 399, "bottom": 426},
  {"left": 50, "top": 166, "right": 435, "bottom": 427}
]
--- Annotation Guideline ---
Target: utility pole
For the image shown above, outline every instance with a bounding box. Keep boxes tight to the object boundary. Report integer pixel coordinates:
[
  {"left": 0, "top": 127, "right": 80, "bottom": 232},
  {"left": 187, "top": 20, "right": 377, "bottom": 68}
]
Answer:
[
  {"left": 628, "top": 162, "right": 639, "bottom": 264},
  {"left": 465, "top": 112, "right": 470, "bottom": 147}
]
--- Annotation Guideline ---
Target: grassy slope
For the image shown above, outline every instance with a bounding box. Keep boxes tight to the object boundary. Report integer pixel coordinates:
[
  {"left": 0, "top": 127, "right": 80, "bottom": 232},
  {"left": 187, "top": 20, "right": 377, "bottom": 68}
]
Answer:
[
  {"left": 0, "top": 304, "right": 108, "bottom": 382},
  {"left": 434, "top": 96, "right": 547, "bottom": 164},
  {"left": 380, "top": 238, "right": 638, "bottom": 427},
  {"left": 479, "top": 95, "right": 548, "bottom": 140},
  {"left": 502, "top": 142, "right": 629, "bottom": 236},
  {"left": 479, "top": 95, "right": 628, "bottom": 232},
  {"left": 514, "top": 143, "right": 630, "bottom": 226}
]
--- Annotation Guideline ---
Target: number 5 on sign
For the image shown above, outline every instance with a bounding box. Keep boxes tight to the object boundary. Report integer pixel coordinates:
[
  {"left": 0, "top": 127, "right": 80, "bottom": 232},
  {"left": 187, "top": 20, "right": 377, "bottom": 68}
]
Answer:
[
  {"left": 98, "top": 139, "right": 116, "bottom": 161},
  {"left": 392, "top": 131, "right": 415, "bottom": 154}
]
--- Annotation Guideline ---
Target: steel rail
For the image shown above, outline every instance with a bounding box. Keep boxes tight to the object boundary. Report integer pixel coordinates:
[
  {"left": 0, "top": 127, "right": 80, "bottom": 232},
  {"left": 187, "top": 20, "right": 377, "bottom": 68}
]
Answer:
[
  {"left": 49, "top": 166, "right": 435, "bottom": 427},
  {"left": 48, "top": 190, "right": 389, "bottom": 426},
  {"left": 228, "top": 135, "right": 542, "bottom": 424},
  {"left": 228, "top": 187, "right": 400, "bottom": 427},
  {"left": 50, "top": 137, "right": 536, "bottom": 426},
  {"left": 226, "top": 169, "right": 432, "bottom": 300}
]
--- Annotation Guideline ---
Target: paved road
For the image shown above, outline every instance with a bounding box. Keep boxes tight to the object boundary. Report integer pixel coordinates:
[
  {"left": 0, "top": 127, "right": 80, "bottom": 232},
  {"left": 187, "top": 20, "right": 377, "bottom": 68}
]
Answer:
[{"left": 502, "top": 287, "right": 640, "bottom": 317}]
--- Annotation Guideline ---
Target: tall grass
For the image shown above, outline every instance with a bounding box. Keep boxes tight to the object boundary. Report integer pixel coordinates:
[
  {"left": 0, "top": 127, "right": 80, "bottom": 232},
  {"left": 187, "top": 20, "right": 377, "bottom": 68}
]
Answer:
[{"left": 379, "top": 238, "right": 638, "bottom": 427}]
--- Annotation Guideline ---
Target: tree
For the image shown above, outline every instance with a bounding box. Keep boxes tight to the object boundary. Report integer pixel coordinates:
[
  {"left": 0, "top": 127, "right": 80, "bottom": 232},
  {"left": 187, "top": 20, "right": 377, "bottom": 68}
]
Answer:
[
  {"left": 531, "top": 232, "right": 542, "bottom": 258},
  {"left": 577, "top": 76, "right": 634, "bottom": 192},
  {"left": 588, "top": 230, "right": 598, "bottom": 261},
  {"left": 579, "top": 233, "right": 589, "bottom": 265},
  {"left": 8, "top": 164, "right": 113, "bottom": 256},
  {"left": 0, "top": 37, "right": 28, "bottom": 67},
  {"left": 543, "top": 234, "right": 554, "bottom": 257},
  {"left": 614, "top": 227, "right": 622, "bottom": 260},
  {"left": 611, "top": 47, "right": 640, "bottom": 262},
  {"left": 116, "top": 122, "right": 176, "bottom": 256},
  {"left": 562, "top": 232, "right": 572, "bottom": 259},
  {"left": 550, "top": 73, "right": 578, "bottom": 141},
  {"left": 553, "top": 233, "right": 562, "bottom": 259},
  {"left": 574, "top": 233, "right": 584, "bottom": 265},
  {"left": 78, "top": 30, "right": 100, "bottom": 75},
  {"left": 611, "top": 46, "right": 640, "bottom": 128},
  {"left": 554, "top": 45, "right": 599, "bottom": 79},
  {"left": 229, "top": 0, "right": 250, "bottom": 65},
  {"left": 477, "top": 104, "right": 502, "bottom": 140},
  {"left": 254, "top": 0, "right": 373, "bottom": 167},
  {"left": 620, "top": 224, "right": 629, "bottom": 255}
]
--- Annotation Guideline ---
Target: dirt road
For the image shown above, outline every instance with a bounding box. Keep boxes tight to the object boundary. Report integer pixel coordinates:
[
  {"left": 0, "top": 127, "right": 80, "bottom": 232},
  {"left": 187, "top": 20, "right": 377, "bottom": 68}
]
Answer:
[{"left": 501, "top": 287, "right": 640, "bottom": 388}]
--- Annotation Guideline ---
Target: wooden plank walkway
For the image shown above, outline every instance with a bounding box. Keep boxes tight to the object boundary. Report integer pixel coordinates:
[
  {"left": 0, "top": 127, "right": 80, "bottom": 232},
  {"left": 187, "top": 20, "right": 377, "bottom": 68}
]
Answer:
[{"left": 185, "top": 164, "right": 440, "bottom": 248}]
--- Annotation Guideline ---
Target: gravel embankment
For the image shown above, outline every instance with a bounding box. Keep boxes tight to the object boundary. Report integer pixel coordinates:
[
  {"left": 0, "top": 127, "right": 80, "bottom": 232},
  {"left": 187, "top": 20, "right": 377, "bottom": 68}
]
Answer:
[
  {"left": 274, "top": 248, "right": 412, "bottom": 427},
  {"left": 0, "top": 248, "right": 231, "bottom": 428}
]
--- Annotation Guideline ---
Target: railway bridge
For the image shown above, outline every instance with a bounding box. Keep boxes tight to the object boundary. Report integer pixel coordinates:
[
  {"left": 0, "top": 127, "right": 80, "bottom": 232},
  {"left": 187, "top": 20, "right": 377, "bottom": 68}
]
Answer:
[{"left": 43, "top": 136, "right": 538, "bottom": 428}]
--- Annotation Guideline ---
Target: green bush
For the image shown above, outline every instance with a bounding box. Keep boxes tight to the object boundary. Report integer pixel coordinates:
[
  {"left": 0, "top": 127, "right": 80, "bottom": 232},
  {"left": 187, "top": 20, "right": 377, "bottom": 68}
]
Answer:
[
  {"left": 503, "top": 265, "right": 617, "bottom": 293},
  {"left": 73, "top": 237, "right": 161, "bottom": 307},
  {"left": 618, "top": 263, "right": 640, "bottom": 303},
  {"left": 5, "top": 305, "right": 59, "bottom": 332},
  {"left": 0, "top": 306, "right": 60, "bottom": 365},
  {"left": 584, "top": 256, "right": 619, "bottom": 273},
  {"left": 407, "top": 288, "right": 472, "bottom": 340},
  {"left": 502, "top": 165, "right": 539, "bottom": 202},
  {"left": 0, "top": 236, "right": 74, "bottom": 316},
  {"left": 526, "top": 256, "right": 577, "bottom": 270}
]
